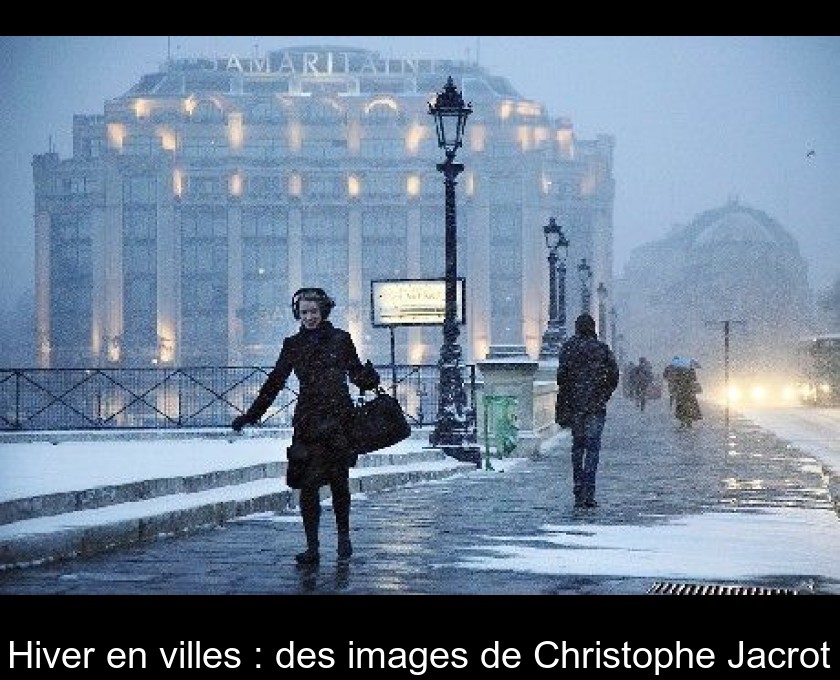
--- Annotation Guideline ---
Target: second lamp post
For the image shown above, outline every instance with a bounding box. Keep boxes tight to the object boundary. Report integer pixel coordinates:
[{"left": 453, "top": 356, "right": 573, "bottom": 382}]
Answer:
[{"left": 539, "top": 217, "right": 569, "bottom": 359}]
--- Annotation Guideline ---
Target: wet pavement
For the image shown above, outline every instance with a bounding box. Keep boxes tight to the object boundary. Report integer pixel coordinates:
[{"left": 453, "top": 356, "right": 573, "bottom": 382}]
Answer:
[{"left": 1, "top": 394, "right": 838, "bottom": 596}]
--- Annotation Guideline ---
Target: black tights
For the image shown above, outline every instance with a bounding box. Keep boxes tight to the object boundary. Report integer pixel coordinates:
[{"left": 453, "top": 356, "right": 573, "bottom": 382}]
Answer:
[{"left": 298, "top": 473, "right": 351, "bottom": 550}]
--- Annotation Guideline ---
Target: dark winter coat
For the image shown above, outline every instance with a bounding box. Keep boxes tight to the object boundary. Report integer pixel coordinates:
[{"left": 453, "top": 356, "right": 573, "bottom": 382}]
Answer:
[
  {"left": 635, "top": 359, "right": 654, "bottom": 391},
  {"left": 241, "top": 321, "right": 379, "bottom": 489},
  {"left": 556, "top": 333, "right": 620, "bottom": 418},
  {"left": 672, "top": 367, "right": 703, "bottom": 423}
]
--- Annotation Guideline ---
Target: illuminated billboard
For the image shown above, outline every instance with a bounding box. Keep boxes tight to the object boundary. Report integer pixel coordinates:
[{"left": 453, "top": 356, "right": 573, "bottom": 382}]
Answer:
[{"left": 370, "top": 278, "right": 466, "bottom": 327}]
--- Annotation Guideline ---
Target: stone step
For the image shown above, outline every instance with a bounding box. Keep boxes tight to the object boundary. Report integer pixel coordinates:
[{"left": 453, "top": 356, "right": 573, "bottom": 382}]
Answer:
[
  {"left": 0, "top": 443, "right": 449, "bottom": 526},
  {"left": 0, "top": 446, "right": 475, "bottom": 570}
]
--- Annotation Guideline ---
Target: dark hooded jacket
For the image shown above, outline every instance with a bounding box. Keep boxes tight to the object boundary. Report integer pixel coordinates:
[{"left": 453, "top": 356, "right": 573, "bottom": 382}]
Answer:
[
  {"left": 241, "top": 320, "right": 379, "bottom": 488},
  {"left": 556, "top": 316, "right": 620, "bottom": 416}
]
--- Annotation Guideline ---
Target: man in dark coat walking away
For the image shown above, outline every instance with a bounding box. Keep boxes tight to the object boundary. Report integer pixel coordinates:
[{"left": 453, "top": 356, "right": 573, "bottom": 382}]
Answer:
[
  {"left": 232, "top": 288, "right": 379, "bottom": 566},
  {"left": 555, "top": 313, "right": 620, "bottom": 509}
]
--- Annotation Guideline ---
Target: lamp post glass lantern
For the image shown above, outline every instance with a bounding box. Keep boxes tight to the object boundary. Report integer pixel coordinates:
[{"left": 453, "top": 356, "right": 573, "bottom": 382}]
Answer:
[
  {"left": 427, "top": 76, "right": 479, "bottom": 463},
  {"left": 578, "top": 257, "right": 592, "bottom": 314},
  {"left": 540, "top": 217, "right": 569, "bottom": 359}
]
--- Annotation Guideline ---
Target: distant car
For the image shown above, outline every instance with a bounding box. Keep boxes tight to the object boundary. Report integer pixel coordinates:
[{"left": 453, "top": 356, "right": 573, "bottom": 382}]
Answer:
[
  {"left": 718, "top": 373, "right": 801, "bottom": 407},
  {"left": 797, "top": 334, "right": 840, "bottom": 407}
]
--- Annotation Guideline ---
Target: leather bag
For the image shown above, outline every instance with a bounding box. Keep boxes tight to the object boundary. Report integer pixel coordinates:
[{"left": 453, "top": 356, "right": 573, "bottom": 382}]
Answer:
[
  {"left": 285, "top": 440, "right": 310, "bottom": 489},
  {"left": 286, "top": 440, "right": 310, "bottom": 463},
  {"left": 350, "top": 387, "right": 412, "bottom": 454}
]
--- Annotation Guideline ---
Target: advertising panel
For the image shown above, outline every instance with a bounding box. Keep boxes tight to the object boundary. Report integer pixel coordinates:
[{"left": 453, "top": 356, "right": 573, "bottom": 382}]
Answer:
[{"left": 370, "top": 278, "right": 466, "bottom": 327}]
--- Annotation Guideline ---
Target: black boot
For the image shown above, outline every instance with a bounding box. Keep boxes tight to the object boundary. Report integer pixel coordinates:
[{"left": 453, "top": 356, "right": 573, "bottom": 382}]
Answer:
[
  {"left": 297, "top": 488, "right": 321, "bottom": 566},
  {"left": 295, "top": 547, "right": 320, "bottom": 566},
  {"left": 337, "top": 533, "right": 353, "bottom": 560},
  {"left": 332, "top": 476, "right": 352, "bottom": 560}
]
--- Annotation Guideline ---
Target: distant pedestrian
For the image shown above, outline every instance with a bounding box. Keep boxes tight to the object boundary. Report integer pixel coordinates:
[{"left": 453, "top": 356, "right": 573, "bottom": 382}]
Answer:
[
  {"left": 634, "top": 357, "right": 654, "bottom": 411},
  {"left": 555, "top": 313, "right": 620, "bottom": 509},
  {"left": 231, "top": 287, "right": 380, "bottom": 566},
  {"left": 623, "top": 361, "right": 638, "bottom": 399},
  {"left": 668, "top": 357, "right": 703, "bottom": 429}
]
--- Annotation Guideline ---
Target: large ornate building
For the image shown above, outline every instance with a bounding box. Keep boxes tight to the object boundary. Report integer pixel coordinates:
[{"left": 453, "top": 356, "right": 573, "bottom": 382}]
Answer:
[
  {"left": 33, "top": 46, "right": 615, "bottom": 368},
  {"left": 615, "top": 198, "right": 813, "bottom": 385}
]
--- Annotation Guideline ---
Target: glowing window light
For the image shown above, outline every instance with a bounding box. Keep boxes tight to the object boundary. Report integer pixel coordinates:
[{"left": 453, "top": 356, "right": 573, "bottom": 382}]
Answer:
[
  {"left": 498, "top": 100, "right": 514, "bottom": 121},
  {"left": 133, "top": 99, "right": 151, "bottom": 119},
  {"left": 515, "top": 101, "right": 542, "bottom": 117},
  {"left": 228, "top": 112, "right": 244, "bottom": 150},
  {"left": 158, "top": 128, "right": 176, "bottom": 152},
  {"left": 347, "top": 174, "right": 361, "bottom": 198},
  {"left": 230, "top": 172, "right": 243, "bottom": 197},
  {"left": 556, "top": 127, "right": 574, "bottom": 159},
  {"left": 408, "top": 344, "right": 427, "bottom": 365},
  {"left": 406, "top": 175, "right": 421, "bottom": 197},
  {"left": 516, "top": 125, "right": 532, "bottom": 151},
  {"left": 107, "top": 123, "right": 125, "bottom": 150},
  {"left": 288, "top": 122, "right": 302, "bottom": 153},
  {"left": 534, "top": 126, "right": 549, "bottom": 145},
  {"left": 405, "top": 123, "right": 427, "bottom": 154},
  {"left": 157, "top": 332, "right": 175, "bottom": 364},
  {"left": 464, "top": 171, "right": 475, "bottom": 197},
  {"left": 172, "top": 169, "right": 183, "bottom": 199},
  {"left": 289, "top": 172, "right": 302, "bottom": 197}
]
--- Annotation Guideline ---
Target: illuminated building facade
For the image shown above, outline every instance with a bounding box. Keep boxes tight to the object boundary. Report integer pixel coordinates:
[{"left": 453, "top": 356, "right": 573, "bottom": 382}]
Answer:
[{"left": 33, "top": 46, "right": 615, "bottom": 368}]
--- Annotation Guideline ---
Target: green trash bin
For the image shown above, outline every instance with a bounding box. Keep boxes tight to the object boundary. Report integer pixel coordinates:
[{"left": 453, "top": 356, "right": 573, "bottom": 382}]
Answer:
[{"left": 483, "top": 395, "right": 519, "bottom": 470}]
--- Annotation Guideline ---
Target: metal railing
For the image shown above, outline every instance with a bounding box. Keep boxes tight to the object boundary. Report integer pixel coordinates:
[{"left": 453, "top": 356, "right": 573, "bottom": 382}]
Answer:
[{"left": 0, "top": 364, "right": 477, "bottom": 432}]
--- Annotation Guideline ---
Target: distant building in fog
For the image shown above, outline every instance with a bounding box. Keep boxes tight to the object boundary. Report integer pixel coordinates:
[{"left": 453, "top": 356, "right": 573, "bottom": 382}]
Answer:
[
  {"left": 614, "top": 198, "right": 813, "bottom": 380},
  {"left": 32, "top": 45, "right": 615, "bottom": 369}
]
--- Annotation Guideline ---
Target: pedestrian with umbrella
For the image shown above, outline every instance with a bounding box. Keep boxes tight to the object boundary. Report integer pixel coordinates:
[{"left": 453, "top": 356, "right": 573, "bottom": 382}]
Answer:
[{"left": 668, "top": 356, "right": 703, "bottom": 429}]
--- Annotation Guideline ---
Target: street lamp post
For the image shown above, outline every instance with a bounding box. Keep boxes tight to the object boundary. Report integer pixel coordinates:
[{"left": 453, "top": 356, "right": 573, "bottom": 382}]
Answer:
[
  {"left": 578, "top": 257, "right": 592, "bottom": 314},
  {"left": 539, "top": 217, "right": 569, "bottom": 359},
  {"left": 427, "top": 76, "right": 479, "bottom": 464},
  {"left": 597, "top": 282, "right": 607, "bottom": 339}
]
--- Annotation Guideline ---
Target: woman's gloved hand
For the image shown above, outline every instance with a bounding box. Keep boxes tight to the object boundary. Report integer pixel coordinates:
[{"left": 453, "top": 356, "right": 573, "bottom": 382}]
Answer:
[
  {"left": 231, "top": 414, "right": 251, "bottom": 432},
  {"left": 357, "top": 360, "right": 381, "bottom": 391}
]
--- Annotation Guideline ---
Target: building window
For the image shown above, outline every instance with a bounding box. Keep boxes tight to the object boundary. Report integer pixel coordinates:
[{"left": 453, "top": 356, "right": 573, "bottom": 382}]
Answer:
[
  {"left": 192, "top": 99, "right": 225, "bottom": 123},
  {"left": 124, "top": 176, "right": 157, "bottom": 205},
  {"left": 244, "top": 175, "right": 280, "bottom": 199}
]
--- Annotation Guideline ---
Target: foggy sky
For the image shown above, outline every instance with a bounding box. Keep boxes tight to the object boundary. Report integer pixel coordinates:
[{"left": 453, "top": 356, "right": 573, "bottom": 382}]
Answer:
[{"left": 1, "top": 35, "right": 838, "bottom": 316}]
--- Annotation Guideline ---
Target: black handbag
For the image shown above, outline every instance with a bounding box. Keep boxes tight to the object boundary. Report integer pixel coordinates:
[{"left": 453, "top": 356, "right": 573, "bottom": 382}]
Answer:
[
  {"left": 350, "top": 387, "right": 412, "bottom": 454},
  {"left": 286, "top": 440, "right": 310, "bottom": 463}
]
